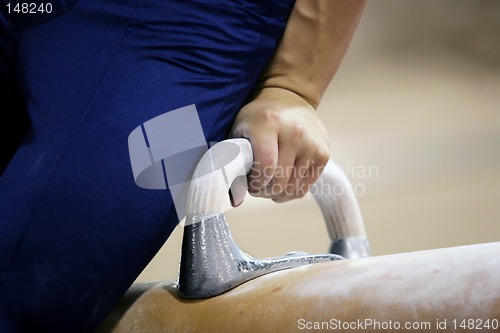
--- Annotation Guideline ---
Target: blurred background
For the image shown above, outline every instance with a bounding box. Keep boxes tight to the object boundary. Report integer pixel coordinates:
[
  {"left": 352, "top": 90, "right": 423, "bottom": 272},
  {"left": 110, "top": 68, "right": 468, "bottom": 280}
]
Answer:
[{"left": 136, "top": 0, "right": 500, "bottom": 282}]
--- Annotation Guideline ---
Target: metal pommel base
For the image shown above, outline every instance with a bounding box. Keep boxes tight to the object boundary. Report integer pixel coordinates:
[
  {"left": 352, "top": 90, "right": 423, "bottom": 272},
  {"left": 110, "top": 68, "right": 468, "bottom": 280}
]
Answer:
[
  {"left": 177, "top": 138, "right": 369, "bottom": 299},
  {"left": 329, "top": 237, "right": 371, "bottom": 258},
  {"left": 178, "top": 213, "right": 343, "bottom": 299}
]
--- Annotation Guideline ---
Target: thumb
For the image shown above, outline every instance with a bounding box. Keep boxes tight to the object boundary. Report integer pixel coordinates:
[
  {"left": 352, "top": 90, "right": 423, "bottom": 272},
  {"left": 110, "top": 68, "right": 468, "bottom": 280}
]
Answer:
[{"left": 229, "top": 175, "right": 248, "bottom": 207}]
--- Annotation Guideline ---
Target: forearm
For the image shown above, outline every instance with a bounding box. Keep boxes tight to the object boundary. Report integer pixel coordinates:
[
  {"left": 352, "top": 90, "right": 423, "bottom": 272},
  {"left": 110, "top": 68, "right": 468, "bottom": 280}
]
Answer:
[{"left": 255, "top": 0, "right": 367, "bottom": 108}]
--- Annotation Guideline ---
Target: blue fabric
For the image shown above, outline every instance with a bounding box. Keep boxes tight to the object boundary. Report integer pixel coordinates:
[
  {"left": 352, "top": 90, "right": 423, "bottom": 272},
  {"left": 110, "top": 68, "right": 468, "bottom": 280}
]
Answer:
[{"left": 0, "top": 0, "right": 294, "bottom": 331}]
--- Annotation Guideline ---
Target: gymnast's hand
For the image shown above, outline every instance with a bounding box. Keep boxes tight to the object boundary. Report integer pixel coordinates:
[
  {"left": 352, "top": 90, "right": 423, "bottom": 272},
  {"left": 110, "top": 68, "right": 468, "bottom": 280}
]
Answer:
[
  {"left": 229, "top": 87, "right": 330, "bottom": 205},
  {"left": 228, "top": 0, "right": 365, "bottom": 206}
]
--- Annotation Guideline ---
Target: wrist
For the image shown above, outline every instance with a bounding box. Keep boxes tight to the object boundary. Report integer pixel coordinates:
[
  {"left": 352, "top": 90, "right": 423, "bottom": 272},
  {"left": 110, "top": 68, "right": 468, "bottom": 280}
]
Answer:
[{"left": 250, "top": 85, "right": 319, "bottom": 111}]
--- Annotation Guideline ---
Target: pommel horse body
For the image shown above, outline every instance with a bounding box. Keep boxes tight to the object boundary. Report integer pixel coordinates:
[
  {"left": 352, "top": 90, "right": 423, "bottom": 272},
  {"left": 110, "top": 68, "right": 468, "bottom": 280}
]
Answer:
[{"left": 99, "top": 139, "right": 500, "bottom": 332}]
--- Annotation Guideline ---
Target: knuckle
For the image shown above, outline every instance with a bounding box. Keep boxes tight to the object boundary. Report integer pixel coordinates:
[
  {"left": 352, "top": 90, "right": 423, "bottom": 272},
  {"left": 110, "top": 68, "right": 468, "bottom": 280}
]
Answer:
[
  {"left": 263, "top": 108, "right": 281, "bottom": 124},
  {"left": 314, "top": 146, "right": 330, "bottom": 166},
  {"left": 254, "top": 147, "right": 277, "bottom": 171},
  {"left": 290, "top": 123, "right": 304, "bottom": 143}
]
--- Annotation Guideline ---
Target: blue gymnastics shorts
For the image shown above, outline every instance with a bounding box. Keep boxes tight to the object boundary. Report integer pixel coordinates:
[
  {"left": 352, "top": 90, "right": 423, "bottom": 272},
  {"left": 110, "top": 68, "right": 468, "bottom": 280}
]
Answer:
[{"left": 0, "top": 0, "right": 294, "bottom": 331}]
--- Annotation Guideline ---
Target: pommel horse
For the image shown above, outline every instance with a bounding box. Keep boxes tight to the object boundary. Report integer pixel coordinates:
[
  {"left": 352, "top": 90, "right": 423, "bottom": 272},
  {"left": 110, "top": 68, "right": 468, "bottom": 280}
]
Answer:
[{"left": 99, "top": 139, "right": 500, "bottom": 332}]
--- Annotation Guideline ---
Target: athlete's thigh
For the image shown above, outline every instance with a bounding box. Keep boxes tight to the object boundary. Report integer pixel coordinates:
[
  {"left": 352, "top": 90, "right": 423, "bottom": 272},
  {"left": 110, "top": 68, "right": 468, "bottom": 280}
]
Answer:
[{"left": 0, "top": 0, "right": 294, "bottom": 331}]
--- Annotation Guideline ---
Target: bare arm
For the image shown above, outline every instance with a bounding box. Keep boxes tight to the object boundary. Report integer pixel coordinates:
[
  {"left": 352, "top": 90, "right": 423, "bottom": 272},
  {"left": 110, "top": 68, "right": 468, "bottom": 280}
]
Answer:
[
  {"left": 230, "top": 0, "right": 367, "bottom": 204},
  {"left": 256, "top": 0, "right": 367, "bottom": 109}
]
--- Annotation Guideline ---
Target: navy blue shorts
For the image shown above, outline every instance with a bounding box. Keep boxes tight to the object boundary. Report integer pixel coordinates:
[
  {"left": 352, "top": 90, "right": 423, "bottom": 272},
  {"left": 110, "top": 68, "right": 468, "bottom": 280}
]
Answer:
[{"left": 0, "top": 0, "right": 294, "bottom": 331}]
